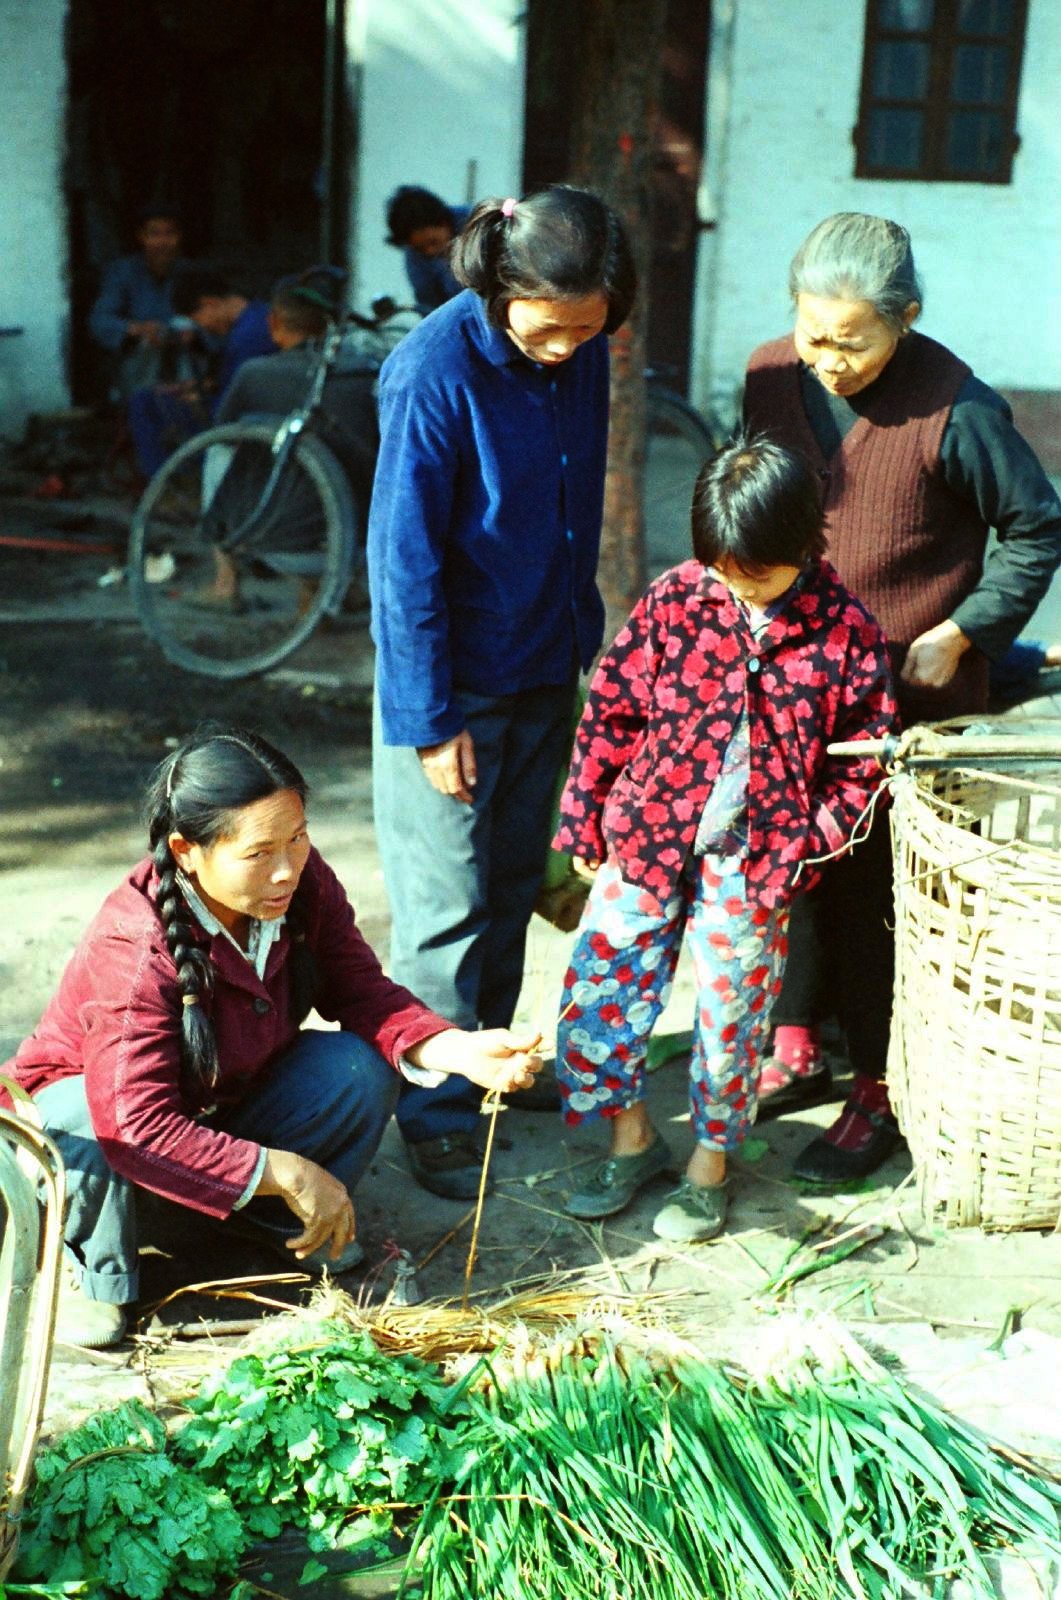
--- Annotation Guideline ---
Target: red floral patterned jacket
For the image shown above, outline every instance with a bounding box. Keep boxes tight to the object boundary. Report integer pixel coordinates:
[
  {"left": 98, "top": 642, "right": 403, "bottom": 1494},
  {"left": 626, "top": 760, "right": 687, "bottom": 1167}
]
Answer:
[{"left": 554, "top": 559, "right": 897, "bottom": 907}]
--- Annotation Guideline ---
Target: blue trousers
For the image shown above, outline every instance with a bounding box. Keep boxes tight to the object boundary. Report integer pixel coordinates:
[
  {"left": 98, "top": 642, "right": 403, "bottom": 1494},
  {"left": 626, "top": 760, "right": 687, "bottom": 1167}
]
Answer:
[
  {"left": 373, "top": 680, "right": 574, "bottom": 1143},
  {"left": 128, "top": 386, "right": 203, "bottom": 476},
  {"left": 33, "top": 1029, "right": 399, "bottom": 1305}
]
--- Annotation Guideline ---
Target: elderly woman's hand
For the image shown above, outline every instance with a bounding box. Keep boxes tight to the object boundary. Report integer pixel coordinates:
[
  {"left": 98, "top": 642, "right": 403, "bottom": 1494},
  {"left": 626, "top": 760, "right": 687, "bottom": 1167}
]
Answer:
[
  {"left": 407, "top": 1027, "right": 543, "bottom": 1095},
  {"left": 901, "top": 620, "right": 972, "bottom": 691}
]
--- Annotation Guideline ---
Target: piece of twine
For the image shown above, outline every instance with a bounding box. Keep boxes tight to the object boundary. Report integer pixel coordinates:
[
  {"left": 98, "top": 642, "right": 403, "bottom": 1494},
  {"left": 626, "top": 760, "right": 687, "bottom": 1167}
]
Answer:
[{"left": 461, "top": 995, "right": 580, "bottom": 1307}]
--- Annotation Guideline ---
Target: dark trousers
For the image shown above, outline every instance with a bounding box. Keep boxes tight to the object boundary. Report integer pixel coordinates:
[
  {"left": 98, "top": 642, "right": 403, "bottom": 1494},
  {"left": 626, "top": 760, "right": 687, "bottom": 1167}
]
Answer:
[
  {"left": 771, "top": 814, "right": 895, "bottom": 1082},
  {"left": 34, "top": 1029, "right": 399, "bottom": 1305},
  {"left": 128, "top": 386, "right": 203, "bottom": 476},
  {"left": 373, "top": 680, "right": 575, "bottom": 1144}
]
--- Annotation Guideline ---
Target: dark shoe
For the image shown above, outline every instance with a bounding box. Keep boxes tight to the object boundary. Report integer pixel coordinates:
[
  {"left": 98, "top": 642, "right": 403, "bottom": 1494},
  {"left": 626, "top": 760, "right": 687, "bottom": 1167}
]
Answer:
[
  {"left": 756, "top": 1025, "right": 833, "bottom": 1121},
  {"left": 756, "top": 1061, "right": 834, "bottom": 1120},
  {"left": 793, "top": 1077, "right": 904, "bottom": 1185},
  {"left": 503, "top": 1057, "right": 562, "bottom": 1112},
  {"left": 223, "top": 1213, "right": 365, "bottom": 1275},
  {"left": 406, "top": 1131, "right": 491, "bottom": 1201},
  {"left": 565, "top": 1134, "right": 674, "bottom": 1220},
  {"left": 296, "top": 1238, "right": 365, "bottom": 1275},
  {"left": 652, "top": 1178, "right": 728, "bottom": 1243}
]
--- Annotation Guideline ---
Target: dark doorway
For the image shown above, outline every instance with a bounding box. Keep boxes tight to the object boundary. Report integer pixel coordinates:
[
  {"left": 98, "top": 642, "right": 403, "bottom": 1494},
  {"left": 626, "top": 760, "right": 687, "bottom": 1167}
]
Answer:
[
  {"left": 65, "top": 0, "right": 347, "bottom": 403},
  {"left": 523, "top": 0, "right": 710, "bottom": 397}
]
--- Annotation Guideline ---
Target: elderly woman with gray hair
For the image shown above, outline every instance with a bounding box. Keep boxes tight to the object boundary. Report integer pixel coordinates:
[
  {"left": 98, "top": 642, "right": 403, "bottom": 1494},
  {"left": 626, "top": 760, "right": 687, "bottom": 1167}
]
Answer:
[{"left": 743, "top": 211, "right": 1061, "bottom": 1185}]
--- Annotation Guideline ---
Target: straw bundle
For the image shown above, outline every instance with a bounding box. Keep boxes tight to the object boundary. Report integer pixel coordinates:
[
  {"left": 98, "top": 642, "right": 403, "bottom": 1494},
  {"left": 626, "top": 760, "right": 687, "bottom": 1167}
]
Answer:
[{"left": 888, "top": 758, "right": 1061, "bottom": 1229}]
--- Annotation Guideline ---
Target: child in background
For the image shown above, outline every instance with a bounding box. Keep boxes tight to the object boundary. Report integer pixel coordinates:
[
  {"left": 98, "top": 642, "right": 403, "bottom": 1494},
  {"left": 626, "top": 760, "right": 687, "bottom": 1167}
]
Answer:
[{"left": 553, "top": 436, "right": 897, "bottom": 1242}]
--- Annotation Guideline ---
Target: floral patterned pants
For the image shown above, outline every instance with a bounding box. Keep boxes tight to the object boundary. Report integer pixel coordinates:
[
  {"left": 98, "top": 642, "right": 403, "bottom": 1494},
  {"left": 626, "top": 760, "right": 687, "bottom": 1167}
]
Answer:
[{"left": 557, "top": 855, "right": 789, "bottom": 1152}]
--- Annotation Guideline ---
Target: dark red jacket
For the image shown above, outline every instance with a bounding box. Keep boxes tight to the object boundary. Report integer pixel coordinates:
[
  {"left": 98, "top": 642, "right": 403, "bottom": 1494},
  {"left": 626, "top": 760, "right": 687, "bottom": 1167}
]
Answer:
[
  {"left": 3, "top": 850, "right": 450, "bottom": 1217},
  {"left": 554, "top": 559, "right": 897, "bottom": 906}
]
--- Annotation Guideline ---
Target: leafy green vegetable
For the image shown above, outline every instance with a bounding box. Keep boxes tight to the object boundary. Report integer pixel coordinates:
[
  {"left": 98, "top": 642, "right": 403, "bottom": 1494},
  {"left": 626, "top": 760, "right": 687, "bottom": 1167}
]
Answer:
[
  {"left": 176, "top": 1318, "right": 467, "bottom": 1552},
  {"left": 12, "top": 1401, "right": 246, "bottom": 1600}
]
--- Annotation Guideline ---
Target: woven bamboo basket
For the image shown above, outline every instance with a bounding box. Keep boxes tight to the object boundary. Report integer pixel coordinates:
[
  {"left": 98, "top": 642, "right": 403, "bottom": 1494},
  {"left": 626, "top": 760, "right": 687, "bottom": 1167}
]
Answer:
[{"left": 887, "top": 747, "right": 1061, "bottom": 1230}]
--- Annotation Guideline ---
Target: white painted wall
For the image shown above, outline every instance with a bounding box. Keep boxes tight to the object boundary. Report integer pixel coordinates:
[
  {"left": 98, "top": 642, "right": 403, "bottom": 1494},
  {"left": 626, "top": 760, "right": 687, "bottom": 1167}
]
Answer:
[
  {"left": 345, "top": 0, "right": 525, "bottom": 313},
  {"left": 692, "top": 0, "right": 1061, "bottom": 417},
  {"left": 0, "top": 0, "right": 70, "bottom": 438}
]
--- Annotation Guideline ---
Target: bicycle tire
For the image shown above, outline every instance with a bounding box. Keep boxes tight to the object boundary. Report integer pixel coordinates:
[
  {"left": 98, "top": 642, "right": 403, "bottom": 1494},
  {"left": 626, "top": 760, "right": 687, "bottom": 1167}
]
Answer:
[
  {"left": 128, "top": 420, "right": 357, "bottom": 680},
  {"left": 644, "top": 387, "right": 722, "bottom": 577}
]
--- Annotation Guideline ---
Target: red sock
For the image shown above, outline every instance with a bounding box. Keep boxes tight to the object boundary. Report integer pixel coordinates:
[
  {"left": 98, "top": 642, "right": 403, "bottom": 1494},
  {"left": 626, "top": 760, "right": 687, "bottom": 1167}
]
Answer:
[{"left": 822, "top": 1075, "right": 892, "bottom": 1154}]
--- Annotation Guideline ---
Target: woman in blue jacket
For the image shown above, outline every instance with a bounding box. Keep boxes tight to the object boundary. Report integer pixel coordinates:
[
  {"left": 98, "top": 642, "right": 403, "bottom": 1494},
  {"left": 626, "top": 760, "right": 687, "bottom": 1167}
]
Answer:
[{"left": 368, "top": 185, "right": 635, "bottom": 1199}]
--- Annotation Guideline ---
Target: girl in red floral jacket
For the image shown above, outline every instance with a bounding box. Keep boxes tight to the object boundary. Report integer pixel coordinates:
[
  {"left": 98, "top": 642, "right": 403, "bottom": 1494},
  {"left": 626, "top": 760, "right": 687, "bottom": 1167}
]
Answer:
[{"left": 552, "top": 436, "right": 896, "bottom": 1242}]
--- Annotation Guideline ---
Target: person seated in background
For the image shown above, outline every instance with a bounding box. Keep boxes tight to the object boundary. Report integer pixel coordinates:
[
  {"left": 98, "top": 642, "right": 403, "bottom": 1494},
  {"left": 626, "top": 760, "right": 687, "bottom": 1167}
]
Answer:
[
  {"left": 989, "top": 637, "right": 1061, "bottom": 701},
  {"left": 384, "top": 185, "right": 470, "bottom": 314},
  {"left": 128, "top": 268, "right": 276, "bottom": 478},
  {"left": 216, "top": 267, "right": 379, "bottom": 499},
  {"left": 89, "top": 205, "right": 193, "bottom": 400}
]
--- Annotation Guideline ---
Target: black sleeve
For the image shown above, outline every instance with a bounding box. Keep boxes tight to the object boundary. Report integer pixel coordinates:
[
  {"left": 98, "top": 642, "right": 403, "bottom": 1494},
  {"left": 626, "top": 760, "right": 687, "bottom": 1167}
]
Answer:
[{"left": 942, "top": 376, "right": 1061, "bottom": 661}]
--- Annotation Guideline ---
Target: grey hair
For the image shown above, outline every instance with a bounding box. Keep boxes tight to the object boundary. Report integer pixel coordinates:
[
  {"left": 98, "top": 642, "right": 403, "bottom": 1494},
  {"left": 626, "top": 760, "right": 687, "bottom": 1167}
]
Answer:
[{"left": 788, "top": 213, "right": 922, "bottom": 331}]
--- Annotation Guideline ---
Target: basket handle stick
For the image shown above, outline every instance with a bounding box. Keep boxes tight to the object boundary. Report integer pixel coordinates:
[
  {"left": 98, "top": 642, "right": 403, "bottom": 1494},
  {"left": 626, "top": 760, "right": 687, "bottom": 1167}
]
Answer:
[{"left": 828, "top": 733, "right": 1061, "bottom": 765}]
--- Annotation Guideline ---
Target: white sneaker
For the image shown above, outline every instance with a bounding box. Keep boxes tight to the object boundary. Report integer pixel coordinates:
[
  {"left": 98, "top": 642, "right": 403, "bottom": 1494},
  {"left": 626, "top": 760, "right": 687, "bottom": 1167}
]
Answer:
[{"left": 56, "top": 1264, "right": 128, "bottom": 1349}]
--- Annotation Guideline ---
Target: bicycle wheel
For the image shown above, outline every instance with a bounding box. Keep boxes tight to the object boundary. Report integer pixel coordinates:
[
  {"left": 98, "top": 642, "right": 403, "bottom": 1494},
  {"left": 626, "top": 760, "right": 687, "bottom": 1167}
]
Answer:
[
  {"left": 644, "top": 387, "right": 721, "bottom": 577},
  {"left": 128, "top": 421, "right": 357, "bottom": 679}
]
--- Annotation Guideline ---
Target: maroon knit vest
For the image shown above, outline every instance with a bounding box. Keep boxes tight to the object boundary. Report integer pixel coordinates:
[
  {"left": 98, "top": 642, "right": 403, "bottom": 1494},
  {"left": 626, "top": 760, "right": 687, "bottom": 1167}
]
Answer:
[{"left": 744, "top": 331, "right": 990, "bottom": 717}]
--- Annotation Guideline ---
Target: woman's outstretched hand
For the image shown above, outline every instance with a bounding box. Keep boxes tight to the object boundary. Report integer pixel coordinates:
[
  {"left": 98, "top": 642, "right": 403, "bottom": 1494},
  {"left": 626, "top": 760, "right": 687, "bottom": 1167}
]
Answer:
[
  {"left": 256, "top": 1149, "right": 356, "bottom": 1261},
  {"left": 407, "top": 1027, "right": 543, "bottom": 1095},
  {"left": 417, "top": 730, "right": 477, "bottom": 803}
]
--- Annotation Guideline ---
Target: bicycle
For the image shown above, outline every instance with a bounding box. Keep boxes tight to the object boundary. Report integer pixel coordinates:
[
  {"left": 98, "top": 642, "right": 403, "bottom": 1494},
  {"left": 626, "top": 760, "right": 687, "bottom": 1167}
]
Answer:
[
  {"left": 127, "top": 295, "right": 416, "bottom": 680},
  {"left": 644, "top": 374, "right": 727, "bottom": 577},
  {"left": 128, "top": 311, "right": 722, "bottom": 681}
]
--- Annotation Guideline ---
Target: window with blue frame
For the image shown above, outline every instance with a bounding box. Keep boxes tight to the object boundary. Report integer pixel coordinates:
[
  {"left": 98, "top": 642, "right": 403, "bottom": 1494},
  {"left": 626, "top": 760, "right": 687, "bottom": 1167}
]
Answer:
[{"left": 855, "top": 0, "right": 1028, "bottom": 182}]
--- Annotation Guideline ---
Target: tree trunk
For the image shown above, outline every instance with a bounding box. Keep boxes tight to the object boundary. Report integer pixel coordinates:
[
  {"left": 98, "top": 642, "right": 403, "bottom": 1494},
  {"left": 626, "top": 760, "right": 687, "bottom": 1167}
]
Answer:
[{"left": 570, "top": 0, "right": 667, "bottom": 648}]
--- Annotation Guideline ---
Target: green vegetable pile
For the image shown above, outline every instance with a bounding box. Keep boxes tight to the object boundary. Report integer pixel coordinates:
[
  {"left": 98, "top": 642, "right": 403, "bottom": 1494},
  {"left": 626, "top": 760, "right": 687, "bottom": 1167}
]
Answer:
[
  {"left": 175, "top": 1317, "right": 466, "bottom": 1551},
  {"left": 9, "top": 1314, "right": 1061, "bottom": 1599},
  {"left": 407, "top": 1321, "right": 1061, "bottom": 1600},
  {"left": 10, "top": 1400, "right": 245, "bottom": 1600}
]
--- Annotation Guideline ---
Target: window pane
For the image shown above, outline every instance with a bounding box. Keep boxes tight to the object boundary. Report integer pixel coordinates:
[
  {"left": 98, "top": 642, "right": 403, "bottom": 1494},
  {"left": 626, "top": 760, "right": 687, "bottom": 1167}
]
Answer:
[
  {"left": 878, "top": 0, "right": 934, "bottom": 29},
  {"left": 873, "top": 39, "right": 930, "bottom": 97},
  {"left": 947, "top": 108, "right": 1005, "bottom": 174},
  {"left": 866, "top": 107, "right": 924, "bottom": 170},
  {"left": 958, "top": 0, "right": 1014, "bottom": 35},
  {"left": 952, "top": 42, "right": 1009, "bottom": 102}
]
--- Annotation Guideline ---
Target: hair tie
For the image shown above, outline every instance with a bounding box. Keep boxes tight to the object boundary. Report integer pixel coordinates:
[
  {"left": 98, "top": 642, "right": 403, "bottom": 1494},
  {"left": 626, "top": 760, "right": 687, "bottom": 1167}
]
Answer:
[
  {"left": 182, "top": 994, "right": 200, "bottom": 1009},
  {"left": 500, "top": 197, "right": 517, "bottom": 219}
]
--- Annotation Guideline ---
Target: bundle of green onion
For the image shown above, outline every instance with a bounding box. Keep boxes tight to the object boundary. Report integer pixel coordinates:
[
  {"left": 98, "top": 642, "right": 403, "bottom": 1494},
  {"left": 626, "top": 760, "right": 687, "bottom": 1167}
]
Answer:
[{"left": 403, "top": 1318, "right": 1061, "bottom": 1600}]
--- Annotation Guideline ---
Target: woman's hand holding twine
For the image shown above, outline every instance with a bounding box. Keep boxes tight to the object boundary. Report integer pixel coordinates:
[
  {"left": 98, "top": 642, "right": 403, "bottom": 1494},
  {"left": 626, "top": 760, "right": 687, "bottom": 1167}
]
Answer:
[
  {"left": 417, "top": 730, "right": 477, "bottom": 803},
  {"left": 256, "top": 1149, "right": 356, "bottom": 1262},
  {"left": 408, "top": 1027, "right": 543, "bottom": 1095}
]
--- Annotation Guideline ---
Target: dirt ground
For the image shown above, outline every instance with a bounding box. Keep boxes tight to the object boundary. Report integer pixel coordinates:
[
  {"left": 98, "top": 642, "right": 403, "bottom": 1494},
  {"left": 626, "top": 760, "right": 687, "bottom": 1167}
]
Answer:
[{"left": 3, "top": 516, "right": 1061, "bottom": 1597}]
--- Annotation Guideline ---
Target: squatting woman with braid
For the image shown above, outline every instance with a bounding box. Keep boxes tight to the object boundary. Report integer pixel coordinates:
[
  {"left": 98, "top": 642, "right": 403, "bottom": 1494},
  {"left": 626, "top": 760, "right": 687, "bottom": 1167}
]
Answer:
[{"left": 1, "top": 727, "right": 541, "bottom": 1349}]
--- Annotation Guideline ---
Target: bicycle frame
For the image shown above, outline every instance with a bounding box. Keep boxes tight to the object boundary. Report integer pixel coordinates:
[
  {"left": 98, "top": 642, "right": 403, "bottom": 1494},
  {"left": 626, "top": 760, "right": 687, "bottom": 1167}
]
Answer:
[{"left": 214, "top": 317, "right": 348, "bottom": 557}]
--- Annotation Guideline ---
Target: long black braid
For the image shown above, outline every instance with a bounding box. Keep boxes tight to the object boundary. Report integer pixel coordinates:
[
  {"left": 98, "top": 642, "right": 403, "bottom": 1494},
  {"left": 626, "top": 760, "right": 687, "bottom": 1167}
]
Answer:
[{"left": 144, "top": 725, "right": 318, "bottom": 1095}]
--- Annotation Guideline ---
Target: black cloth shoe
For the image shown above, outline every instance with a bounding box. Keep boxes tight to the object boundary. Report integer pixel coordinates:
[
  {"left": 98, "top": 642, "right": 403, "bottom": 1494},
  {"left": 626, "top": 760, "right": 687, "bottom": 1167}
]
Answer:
[
  {"left": 503, "top": 1057, "right": 562, "bottom": 1111},
  {"left": 406, "top": 1131, "right": 492, "bottom": 1200},
  {"left": 755, "top": 1062, "right": 834, "bottom": 1121},
  {"left": 793, "top": 1106, "right": 904, "bottom": 1185}
]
